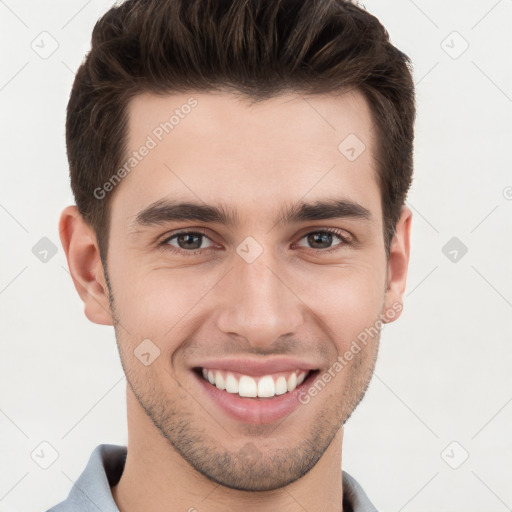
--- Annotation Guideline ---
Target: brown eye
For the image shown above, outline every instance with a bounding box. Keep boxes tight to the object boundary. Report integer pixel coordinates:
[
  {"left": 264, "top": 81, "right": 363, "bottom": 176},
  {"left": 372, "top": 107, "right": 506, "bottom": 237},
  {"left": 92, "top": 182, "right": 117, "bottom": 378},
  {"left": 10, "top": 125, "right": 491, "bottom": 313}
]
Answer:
[
  {"left": 296, "top": 229, "right": 348, "bottom": 250},
  {"left": 163, "top": 232, "right": 214, "bottom": 251}
]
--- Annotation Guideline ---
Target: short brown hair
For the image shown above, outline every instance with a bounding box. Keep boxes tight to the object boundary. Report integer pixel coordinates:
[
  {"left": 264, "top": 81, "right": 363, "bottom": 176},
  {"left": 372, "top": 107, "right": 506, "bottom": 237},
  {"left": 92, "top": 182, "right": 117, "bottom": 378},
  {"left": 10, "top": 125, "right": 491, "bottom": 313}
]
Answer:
[{"left": 66, "top": 0, "right": 415, "bottom": 263}]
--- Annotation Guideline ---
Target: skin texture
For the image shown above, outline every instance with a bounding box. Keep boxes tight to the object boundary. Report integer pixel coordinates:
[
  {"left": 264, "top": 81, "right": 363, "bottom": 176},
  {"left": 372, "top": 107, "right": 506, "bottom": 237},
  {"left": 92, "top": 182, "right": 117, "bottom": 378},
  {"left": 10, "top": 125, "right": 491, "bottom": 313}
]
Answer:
[{"left": 59, "top": 90, "right": 411, "bottom": 512}]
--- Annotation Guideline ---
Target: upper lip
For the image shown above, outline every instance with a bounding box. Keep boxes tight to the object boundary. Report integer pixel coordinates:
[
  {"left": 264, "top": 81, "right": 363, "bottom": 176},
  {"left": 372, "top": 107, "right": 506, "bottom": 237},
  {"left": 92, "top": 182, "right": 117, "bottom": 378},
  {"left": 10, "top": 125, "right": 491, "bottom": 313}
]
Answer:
[{"left": 192, "top": 357, "right": 319, "bottom": 376}]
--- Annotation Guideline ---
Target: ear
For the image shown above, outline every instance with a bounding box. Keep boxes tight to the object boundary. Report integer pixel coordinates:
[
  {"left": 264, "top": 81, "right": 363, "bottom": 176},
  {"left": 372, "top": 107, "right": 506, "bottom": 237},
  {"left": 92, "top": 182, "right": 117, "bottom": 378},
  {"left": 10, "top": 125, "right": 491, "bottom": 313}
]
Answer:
[
  {"left": 382, "top": 206, "right": 412, "bottom": 323},
  {"left": 59, "top": 205, "right": 113, "bottom": 325}
]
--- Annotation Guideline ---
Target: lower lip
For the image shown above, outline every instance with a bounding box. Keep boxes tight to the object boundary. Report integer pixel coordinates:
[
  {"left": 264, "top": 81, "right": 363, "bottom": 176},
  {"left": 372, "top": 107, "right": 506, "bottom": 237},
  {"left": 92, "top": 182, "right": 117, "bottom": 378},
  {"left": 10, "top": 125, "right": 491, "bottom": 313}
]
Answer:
[{"left": 193, "top": 369, "right": 318, "bottom": 425}]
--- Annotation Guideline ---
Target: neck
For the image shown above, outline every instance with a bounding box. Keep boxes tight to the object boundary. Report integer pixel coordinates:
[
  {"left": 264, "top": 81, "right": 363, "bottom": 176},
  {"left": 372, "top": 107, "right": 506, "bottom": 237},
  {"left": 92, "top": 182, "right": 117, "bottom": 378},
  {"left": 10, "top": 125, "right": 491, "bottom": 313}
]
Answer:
[{"left": 112, "top": 386, "right": 344, "bottom": 512}]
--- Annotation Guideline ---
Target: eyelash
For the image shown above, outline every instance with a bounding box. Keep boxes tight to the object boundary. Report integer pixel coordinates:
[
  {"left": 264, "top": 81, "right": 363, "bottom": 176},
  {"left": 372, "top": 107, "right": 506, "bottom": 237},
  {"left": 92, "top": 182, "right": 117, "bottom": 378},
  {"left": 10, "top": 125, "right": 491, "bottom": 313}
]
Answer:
[{"left": 158, "top": 227, "right": 352, "bottom": 256}]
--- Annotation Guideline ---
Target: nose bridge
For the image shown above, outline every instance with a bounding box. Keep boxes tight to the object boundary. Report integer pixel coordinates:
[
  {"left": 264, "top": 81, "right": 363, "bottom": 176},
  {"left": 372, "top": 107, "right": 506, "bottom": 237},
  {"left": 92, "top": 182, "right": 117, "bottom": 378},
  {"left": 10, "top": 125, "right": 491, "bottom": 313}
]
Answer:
[{"left": 215, "top": 249, "right": 304, "bottom": 347}]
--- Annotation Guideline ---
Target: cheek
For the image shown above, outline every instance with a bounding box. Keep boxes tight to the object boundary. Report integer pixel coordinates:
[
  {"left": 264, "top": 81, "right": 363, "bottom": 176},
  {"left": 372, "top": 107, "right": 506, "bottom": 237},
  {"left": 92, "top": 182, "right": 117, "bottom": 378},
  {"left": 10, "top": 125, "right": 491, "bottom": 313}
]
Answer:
[
  {"left": 294, "top": 264, "right": 386, "bottom": 345},
  {"left": 109, "top": 263, "right": 224, "bottom": 340}
]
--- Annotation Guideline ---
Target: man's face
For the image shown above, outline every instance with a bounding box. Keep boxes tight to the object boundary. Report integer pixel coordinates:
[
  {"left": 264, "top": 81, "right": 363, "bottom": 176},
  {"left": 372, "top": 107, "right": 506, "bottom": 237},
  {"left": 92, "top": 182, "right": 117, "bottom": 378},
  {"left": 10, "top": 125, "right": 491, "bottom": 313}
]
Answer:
[{"left": 95, "top": 90, "right": 408, "bottom": 491}]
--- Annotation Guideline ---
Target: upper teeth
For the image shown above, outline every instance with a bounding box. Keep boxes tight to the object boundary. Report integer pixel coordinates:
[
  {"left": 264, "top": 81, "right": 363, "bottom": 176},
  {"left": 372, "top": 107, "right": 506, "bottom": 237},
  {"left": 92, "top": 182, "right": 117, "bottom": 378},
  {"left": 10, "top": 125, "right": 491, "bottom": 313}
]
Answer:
[{"left": 201, "top": 368, "right": 308, "bottom": 398}]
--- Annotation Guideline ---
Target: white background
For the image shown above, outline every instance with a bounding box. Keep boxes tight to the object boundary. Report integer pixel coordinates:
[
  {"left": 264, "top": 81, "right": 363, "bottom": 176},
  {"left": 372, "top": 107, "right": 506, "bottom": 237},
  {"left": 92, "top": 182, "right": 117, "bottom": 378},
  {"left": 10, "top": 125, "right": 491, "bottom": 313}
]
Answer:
[{"left": 1, "top": 1, "right": 511, "bottom": 511}]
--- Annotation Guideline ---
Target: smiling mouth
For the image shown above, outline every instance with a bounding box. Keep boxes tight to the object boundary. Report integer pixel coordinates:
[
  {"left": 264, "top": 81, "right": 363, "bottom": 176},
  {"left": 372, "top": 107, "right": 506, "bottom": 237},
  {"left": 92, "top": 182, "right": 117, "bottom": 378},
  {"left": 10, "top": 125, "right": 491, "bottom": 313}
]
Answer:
[{"left": 193, "top": 367, "right": 319, "bottom": 399}]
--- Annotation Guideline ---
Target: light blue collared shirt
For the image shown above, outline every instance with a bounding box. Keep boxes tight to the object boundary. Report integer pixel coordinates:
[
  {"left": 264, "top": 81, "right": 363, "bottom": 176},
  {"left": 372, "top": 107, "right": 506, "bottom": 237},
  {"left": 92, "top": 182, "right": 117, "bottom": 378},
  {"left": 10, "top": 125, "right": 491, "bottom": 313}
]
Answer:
[{"left": 46, "top": 444, "right": 379, "bottom": 512}]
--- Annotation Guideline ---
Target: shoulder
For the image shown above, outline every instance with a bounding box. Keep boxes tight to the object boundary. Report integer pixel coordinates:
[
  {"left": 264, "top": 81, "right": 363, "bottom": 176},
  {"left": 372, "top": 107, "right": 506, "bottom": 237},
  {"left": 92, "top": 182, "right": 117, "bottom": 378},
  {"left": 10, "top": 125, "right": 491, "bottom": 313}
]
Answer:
[
  {"left": 45, "top": 444, "right": 127, "bottom": 512},
  {"left": 342, "top": 470, "right": 379, "bottom": 512}
]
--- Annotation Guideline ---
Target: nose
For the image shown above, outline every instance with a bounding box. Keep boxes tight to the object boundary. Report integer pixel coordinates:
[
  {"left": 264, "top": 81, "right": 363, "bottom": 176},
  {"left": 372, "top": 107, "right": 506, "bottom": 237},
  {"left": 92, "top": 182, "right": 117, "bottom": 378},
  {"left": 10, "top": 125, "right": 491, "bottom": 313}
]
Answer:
[{"left": 214, "top": 251, "right": 305, "bottom": 350}]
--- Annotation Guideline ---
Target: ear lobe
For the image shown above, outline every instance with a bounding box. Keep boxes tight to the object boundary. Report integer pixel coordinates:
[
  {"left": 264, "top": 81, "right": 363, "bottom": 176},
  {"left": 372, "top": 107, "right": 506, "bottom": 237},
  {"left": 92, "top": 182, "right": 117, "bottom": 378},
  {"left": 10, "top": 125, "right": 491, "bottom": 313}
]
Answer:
[
  {"left": 59, "top": 205, "right": 113, "bottom": 326},
  {"left": 382, "top": 206, "right": 412, "bottom": 323}
]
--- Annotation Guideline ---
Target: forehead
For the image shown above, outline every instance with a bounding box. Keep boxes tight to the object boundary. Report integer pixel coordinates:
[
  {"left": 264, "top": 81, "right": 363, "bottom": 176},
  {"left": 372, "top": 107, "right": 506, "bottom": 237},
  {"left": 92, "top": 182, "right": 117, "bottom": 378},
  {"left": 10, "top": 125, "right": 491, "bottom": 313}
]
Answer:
[{"left": 111, "top": 90, "right": 381, "bottom": 227}]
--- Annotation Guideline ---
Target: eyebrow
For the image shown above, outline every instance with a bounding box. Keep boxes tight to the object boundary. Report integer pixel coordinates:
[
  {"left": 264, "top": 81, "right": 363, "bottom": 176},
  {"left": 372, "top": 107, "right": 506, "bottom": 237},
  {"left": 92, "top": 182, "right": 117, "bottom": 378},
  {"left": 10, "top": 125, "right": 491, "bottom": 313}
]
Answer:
[
  {"left": 277, "top": 199, "right": 371, "bottom": 225},
  {"left": 128, "top": 198, "right": 371, "bottom": 233}
]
